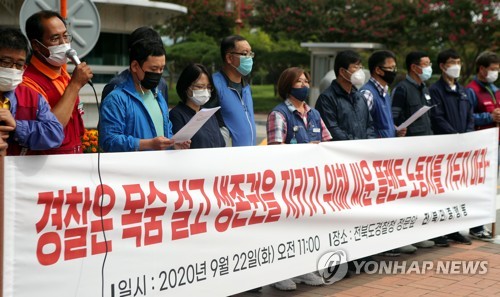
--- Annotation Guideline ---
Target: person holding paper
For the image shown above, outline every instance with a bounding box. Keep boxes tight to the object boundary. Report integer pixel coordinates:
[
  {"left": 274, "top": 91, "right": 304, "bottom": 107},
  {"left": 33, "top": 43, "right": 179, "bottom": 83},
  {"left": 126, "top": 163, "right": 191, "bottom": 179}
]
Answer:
[
  {"left": 99, "top": 39, "right": 190, "bottom": 152},
  {"left": 267, "top": 67, "right": 331, "bottom": 145},
  {"left": 429, "top": 49, "right": 474, "bottom": 246},
  {"left": 361, "top": 51, "right": 436, "bottom": 254},
  {"left": 391, "top": 51, "right": 434, "bottom": 136},
  {"left": 315, "top": 50, "right": 376, "bottom": 140},
  {"left": 169, "top": 63, "right": 225, "bottom": 149},
  {"left": 102, "top": 26, "right": 168, "bottom": 101}
]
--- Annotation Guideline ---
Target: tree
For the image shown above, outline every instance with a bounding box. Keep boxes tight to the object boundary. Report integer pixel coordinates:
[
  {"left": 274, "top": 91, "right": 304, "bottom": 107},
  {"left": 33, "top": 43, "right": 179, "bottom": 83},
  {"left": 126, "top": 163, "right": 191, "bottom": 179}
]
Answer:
[
  {"left": 165, "top": 33, "right": 220, "bottom": 88},
  {"left": 159, "top": 0, "right": 253, "bottom": 43},
  {"left": 250, "top": 0, "right": 499, "bottom": 82}
]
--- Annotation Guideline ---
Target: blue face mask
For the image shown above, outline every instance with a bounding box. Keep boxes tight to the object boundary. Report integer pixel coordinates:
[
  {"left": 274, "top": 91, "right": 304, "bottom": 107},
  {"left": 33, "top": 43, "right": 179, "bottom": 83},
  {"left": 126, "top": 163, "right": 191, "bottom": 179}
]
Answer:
[
  {"left": 290, "top": 87, "right": 309, "bottom": 102},
  {"left": 418, "top": 66, "right": 432, "bottom": 81},
  {"left": 236, "top": 56, "right": 253, "bottom": 76}
]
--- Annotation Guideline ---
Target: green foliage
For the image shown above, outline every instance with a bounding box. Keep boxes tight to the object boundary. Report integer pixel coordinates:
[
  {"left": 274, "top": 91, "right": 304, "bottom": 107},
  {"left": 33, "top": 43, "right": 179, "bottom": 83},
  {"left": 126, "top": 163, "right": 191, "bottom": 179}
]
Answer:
[
  {"left": 250, "top": 0, "right": 499, "bottom": 83},
  {"left": 160, "top": 0, "right": 252, "bottom": 42},
  {"left": 165, "top": 32, "right": 220, "bottom": 82},
  {"left": 251, "top": 84, "right": 280, "bottom": 113}
]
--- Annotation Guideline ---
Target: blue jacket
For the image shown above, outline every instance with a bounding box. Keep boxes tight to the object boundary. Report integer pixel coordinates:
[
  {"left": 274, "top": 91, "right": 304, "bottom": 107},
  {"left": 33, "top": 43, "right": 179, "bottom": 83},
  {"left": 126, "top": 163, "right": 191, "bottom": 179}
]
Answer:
[
  {"left": 360, "top": 79, "right": 396, "bottom": 138},
  {"left": 99, "top": 72, "right": 173, "bottom": 152},
  {"left": 212, "top": 71, "right": 256, "bottom": 146},
  {"left": 272, "top": 102, "right": 323, "bottom": 143},
  {"left": 5, "top": 86, "right": 63, "bottom": 153},
  {"left": 429, "top": 77, "right": 474, "bottom": 134}
]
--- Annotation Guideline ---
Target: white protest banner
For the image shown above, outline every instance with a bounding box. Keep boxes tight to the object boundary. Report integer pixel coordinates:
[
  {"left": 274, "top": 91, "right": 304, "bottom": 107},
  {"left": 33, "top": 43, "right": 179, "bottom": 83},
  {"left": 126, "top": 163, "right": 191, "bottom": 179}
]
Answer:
[{"left": 3, "top": 129, "right": 497, "bottom": 296}]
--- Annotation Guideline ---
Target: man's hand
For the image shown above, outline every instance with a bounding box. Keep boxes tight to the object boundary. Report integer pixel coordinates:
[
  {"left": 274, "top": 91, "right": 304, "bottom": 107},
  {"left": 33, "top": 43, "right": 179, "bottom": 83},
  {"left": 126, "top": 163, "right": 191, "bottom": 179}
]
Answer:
[
  {"left": 69, "top": 62, "right": 93, "bottom": 89},
  {"left": 151, "top": 136, "right": 175, "bottom": 150},
  {"left": 174, "top": 140, "right": 191, "bottom": 150},
  {"left": 396, "top": 127, "right": 407, "bottom": 137},
  {"left": 0, "top": 125, "right": 14, "bottom": 140},
  {"left": 491, "top": 108, "right": 500, "bottom": 123},
  {"left": 0, "top": 109, "right": 16, "bottom": 132},
  {"left": 0, "top": 137, "right": 7, "bottom": 153}
]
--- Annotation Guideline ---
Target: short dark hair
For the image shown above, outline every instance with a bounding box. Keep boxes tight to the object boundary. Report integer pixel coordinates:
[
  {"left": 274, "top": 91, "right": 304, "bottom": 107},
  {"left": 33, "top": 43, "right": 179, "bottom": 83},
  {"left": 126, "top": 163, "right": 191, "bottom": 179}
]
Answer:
[
  {"left": 176, "top": 63, "right": 215, "bottom": 103},
  {"left": 220, "top": 35, "right": 246, "bottom": 62},
  {"left": 437, "top": 49, "right": 460, "bottom": 66},
  {"left": 25, "top": 10, "right": 66, "bottom": 41},
  {"left": 405, "top": 51, "right": 429, "bottom": 71},
  {"left": 277, "top": 67, "right": 310, "bottom": 101},
  {"left": 129, "top": 39, "right": 165, "bottom": 66},
  {"left": 475, "top": 51, "right": 500, "bottom": 73},
  {"left": 0, "top": 28, "right": 29, "bottom": 54},
  {"left": 368, "top": 50, "right": 396, "bottom": 74},
  {"left": 334, "top": 50, "right": 361, "bottom": 77},
  {"left": 128, "top": 26, "right": 162, "bottom": 50}
]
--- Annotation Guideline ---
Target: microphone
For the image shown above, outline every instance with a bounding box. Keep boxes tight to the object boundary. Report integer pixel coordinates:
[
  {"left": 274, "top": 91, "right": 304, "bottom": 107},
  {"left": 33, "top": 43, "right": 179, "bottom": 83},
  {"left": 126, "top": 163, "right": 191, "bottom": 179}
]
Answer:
[{"left": 65, "top": 48, "right": 93, "bottom": 86}]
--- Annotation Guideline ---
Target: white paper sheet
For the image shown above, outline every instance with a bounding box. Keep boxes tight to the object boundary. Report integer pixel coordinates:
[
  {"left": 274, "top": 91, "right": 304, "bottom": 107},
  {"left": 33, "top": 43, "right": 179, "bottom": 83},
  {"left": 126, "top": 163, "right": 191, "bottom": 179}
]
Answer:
[
  {"left": 396, "top": 105, "right": 435, "bottom": 131},
  {"left": 171, "top": 107, "right": 220, "bottom": 142}
]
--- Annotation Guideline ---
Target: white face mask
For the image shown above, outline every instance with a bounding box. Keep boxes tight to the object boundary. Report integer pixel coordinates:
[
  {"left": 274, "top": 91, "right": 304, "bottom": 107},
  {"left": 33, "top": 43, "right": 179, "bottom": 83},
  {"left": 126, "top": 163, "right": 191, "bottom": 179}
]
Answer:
[
  {"left": 189, "top": 89, "right": 211, "bottom": 106},
  {"left": 486, "top": 70, "right": 498, "bottom": 83},
  {"left": 445, "top": 64, "right": 461, "bottom": 79},
  {"left": 348, "top": 69, "right": 366, "bottom": 86},
  {"left": 0, "top": 67, "right": 23, "bottom": 92},
  {"left": 38, "top": 41, "right": 71, "bottom": 67}
]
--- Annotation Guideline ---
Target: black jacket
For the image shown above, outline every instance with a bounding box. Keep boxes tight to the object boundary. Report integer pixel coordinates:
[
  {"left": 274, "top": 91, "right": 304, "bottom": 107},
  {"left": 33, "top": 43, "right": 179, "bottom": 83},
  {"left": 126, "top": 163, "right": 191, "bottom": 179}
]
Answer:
[{"left": 391, "top": 77, "right": 433, "bottom": 136}]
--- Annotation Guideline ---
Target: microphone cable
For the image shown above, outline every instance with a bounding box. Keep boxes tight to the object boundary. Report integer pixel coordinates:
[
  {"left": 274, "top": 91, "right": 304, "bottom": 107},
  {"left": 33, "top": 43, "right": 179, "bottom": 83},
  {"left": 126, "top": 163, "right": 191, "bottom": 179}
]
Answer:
[{"left": 68, "top": 49, "right": 107, "bottom": 296}]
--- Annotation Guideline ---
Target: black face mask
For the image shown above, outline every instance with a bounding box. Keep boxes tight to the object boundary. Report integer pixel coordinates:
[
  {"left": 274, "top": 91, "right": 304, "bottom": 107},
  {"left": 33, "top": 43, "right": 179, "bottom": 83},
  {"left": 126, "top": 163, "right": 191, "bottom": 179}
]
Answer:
[
  {"left": 381, "top": 69, "right": 397, "bottom": 85},
  {"left": 140, "top": 70, "right": 162, "bottom": 90}
]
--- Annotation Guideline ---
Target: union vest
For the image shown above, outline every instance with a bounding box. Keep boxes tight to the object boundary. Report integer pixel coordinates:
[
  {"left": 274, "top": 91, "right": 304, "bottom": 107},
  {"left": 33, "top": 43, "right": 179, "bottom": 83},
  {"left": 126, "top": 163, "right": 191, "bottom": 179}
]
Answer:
[
  {"left": 272, "top": 102, "right": 322, "bottom": 144},
  {"left": 7, "top": 86, "right": 40, "bottom": 155},
  {"left": 23, "top": 64, "right": 83, "bottom": 154},
  {"left": 467, "top": 79, "right": 500, "bottom": 132}
]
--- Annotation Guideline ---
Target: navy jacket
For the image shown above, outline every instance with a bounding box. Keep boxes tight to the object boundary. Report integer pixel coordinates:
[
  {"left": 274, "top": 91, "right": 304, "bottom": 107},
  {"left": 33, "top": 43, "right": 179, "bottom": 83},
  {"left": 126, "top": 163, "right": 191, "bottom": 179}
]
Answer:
[
  {"left": 429, "top": 77, "right": 474, "bottom": 134},
  {"left": 315, "top": 80, "right": 376, "bottom": 140}
]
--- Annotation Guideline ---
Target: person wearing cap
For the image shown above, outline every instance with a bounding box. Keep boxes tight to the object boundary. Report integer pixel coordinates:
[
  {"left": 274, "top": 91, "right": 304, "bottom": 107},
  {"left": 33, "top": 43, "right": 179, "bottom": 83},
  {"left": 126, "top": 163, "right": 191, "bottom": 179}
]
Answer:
[{"left": 21, "top": 10, "right": 93, "bottom": 154}]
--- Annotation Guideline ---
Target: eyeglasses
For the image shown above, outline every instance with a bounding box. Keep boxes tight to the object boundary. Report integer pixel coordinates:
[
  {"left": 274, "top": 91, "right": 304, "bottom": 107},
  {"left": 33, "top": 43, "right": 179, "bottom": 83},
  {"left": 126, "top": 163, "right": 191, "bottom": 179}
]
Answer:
[
  {"left": 48, "top": 33, "right": 73, "bottom": 45},
  {"left": 0, "top": 58, "right": 26, "bottom": 70},
  {"left": 190, "top": 84, "right": 213, "bottom": 91},
  {"left": 380, "top": 66, "right": 398, "bottom": 72},
  {"left": 230, "top": 51, "right": 255, "bottom": 58},
  {"left": 418, "top": 62, "right": 432, "bottom": 68}
]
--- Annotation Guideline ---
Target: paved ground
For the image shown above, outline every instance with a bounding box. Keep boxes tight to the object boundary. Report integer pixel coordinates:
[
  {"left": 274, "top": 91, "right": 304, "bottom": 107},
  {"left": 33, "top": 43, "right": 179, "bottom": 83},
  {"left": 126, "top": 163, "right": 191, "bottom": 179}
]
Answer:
[
  {"left": 248, "top": 114, "right": 500, "bottom": 296},
  {"left": 233, "top": 232, "right": 500, "bottom": 297}
]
